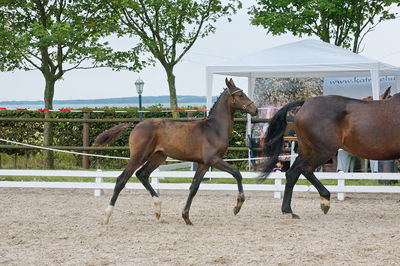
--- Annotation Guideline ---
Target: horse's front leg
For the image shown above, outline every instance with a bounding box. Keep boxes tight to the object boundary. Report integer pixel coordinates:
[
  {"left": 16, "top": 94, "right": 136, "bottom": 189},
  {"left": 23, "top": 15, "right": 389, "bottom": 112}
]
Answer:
[
  {"left": 212, "top": 159, "right": 245, "bottom": 215},
  {"left": 182, "top": 164, "right": 209, "bottom": 225}
]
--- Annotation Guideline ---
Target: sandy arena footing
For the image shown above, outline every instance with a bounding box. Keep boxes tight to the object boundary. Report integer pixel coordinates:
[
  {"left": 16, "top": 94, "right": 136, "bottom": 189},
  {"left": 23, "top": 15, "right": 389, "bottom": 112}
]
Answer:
[{"left": 0, "top": 188, "right": 399, "bottom": 265}]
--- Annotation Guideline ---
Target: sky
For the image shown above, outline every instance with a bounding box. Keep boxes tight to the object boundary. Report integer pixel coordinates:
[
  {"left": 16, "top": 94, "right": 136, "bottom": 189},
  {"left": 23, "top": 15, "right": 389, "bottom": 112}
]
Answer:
[{"left": 1, "top": 2, "right": 400, "bottom": 102}]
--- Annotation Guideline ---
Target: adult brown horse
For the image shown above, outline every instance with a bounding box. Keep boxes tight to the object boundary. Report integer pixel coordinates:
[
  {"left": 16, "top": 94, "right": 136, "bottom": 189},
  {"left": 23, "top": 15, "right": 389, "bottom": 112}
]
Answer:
[
  {"left": 260, "top": 87, "right": 394, "bottom": 219},
  {"left": 94, "top": 78, "right": 258, "bottom": 225}
]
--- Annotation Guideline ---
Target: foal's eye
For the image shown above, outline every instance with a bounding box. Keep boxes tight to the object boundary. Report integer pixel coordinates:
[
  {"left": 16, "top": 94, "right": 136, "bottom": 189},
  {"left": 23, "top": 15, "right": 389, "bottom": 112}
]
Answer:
[{"left": 239, "top": 94, "right": 244, "bottom": 98}]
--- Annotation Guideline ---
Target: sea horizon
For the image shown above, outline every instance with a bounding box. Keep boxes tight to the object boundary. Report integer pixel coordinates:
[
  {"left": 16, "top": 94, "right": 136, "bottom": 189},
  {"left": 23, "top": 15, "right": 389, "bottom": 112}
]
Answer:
[
  {"left": 0, "top": 95, "right": 216, "bottom": 109},
  {"left": 0, "top": 101, "right": 207, "bottom": 109}
]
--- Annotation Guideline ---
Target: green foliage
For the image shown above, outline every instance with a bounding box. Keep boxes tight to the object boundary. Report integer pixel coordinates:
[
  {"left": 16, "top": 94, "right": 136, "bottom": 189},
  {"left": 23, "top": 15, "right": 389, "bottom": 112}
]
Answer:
[
  {"left": 0, "top": 0, "right": 147, "bottom": 167},
  {"left": 249, "top": 0, "right": 399, "bottom": 52},
  {"left": 0, "top": 106, "right": 249, "bottom": 169},
  {"left": 106, "top": 0, "right": 242, "bottom": 66},
  {"left": 0, "top": 0, "right": 143, "bottom": 73},
  {"left": 0, "top": 111, "right": 43, "bottom": 156},
  {"left": 99, "top": 0, "right": 242, "bottom": 109}
]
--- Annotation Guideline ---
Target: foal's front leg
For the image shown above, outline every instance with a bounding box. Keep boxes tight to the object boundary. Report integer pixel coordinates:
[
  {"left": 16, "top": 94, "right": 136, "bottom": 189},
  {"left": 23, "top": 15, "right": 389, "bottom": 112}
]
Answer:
[
  {"left": 212, "top": 159, "right": 245, "bottom": 215},
  {"left": 182, "top": 164, "right": 209, "bottom": 225}
]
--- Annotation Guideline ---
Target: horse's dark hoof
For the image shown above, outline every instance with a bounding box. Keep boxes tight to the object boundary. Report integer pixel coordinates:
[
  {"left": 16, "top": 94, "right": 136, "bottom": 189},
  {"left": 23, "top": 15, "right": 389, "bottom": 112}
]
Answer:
[
  {"left": 320, "top": 197, "right": 330, "bottom": 214},
  {"left": 320, "top": 204, "right": 330, "bottom": 214},
  {"left": 292, "top": 213, "right": 300, "bottom": 219},
  {"left": 233, "top": 206, "right": 240, "bottom": 215},
  {"left": 283, "top": 212, "right": 300, "bottom": 219}
]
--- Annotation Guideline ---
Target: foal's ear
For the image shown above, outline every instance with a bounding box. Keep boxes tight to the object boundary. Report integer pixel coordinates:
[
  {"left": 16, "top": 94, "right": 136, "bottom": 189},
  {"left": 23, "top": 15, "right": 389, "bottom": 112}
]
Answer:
[
  {"left": 225, "top": 78, "right": 232, "bottom": 88},
  {"left": 229, "top": 78, "right": 237, "bottom": 87},
  {"left": 225, "top": 78, "right": 236, "bottom": 90}
]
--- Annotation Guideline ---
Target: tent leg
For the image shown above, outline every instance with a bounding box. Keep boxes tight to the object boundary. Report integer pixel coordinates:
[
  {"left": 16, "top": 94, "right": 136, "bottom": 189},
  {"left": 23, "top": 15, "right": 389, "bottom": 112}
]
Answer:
[
  {"left": 370, "top": 67, "right": 380, "bottom": 100},
  {"left": 205, "top": 70, "right": 213, "bottom": 116}
]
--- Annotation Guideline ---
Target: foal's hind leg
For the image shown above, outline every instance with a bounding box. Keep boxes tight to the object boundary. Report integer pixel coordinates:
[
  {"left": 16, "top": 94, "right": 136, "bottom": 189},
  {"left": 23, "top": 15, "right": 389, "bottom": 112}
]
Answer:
[
  {"left": 182, "top": 163, "right": 209, "bottom": 225},
  {"left": 212, "top": 159, "right": 245, "bottom": 216},
  {"left": 103, "top": 158, "right": 143, "bottom": 224},
  {"left": 135, "top": 151, "right": 167, "bottom": 219}
]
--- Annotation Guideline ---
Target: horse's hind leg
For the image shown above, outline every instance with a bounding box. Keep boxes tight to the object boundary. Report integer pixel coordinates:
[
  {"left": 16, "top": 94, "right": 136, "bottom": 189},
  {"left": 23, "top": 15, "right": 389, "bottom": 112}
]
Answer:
[
  {"left": 103, "top": 158, "right": 143, "bottom": 224},
  {"left": 182, "top": 163, "right": 209, "bottom": 225},
  {"left": 301, "top": 152, "right": 335, "bottom": 214},
  {"left": 282, "top": 151, "right": 334, "bottom": 219},
  {"left": 302, "top": 171, "right": 331, "bottom": 214},
  {"left": 282, "top": 158, "right": 302, "bottom": 219},
  {"left": 135, "top": 151, "right": 167, "bottom": 219}
]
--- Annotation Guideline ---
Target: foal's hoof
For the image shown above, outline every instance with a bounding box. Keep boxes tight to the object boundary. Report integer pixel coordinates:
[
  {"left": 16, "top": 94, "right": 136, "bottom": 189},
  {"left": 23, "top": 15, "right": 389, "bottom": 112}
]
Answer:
[
  {"left": 320, "top": 197, "right": 331, "bottom": 214},
  {"left": 153, "top": 196, "right": 162, "bottom": 220},
  {"left": 182, "top": 212, "right": 193, "bottom": 226},
  {"left": 283, "top": 212, "right": 300, "bottom": 219},
  {"left": 233, "top": 193, "right": 245, "bottom": 215},
  {"left": 102, "top": 205, "right": 113, "bottom": 225}
]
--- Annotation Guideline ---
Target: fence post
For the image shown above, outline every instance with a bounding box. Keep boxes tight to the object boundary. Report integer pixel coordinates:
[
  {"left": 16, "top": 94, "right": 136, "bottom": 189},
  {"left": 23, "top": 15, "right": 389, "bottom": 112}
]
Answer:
[
  {"left": 151, "top": 175, "right": 159, "bottom": 192},
  {"left": 94, "top": 169, "right": 104, "bottom": 197},
  {"left": 274, "top": 175, "right": 282, "bottom": 199},
  {"left": 82, "top": 113, "right": 90, "bottom": 169},
  {"left": 337, "top": 171, "right": 345, "bottom": 201}
]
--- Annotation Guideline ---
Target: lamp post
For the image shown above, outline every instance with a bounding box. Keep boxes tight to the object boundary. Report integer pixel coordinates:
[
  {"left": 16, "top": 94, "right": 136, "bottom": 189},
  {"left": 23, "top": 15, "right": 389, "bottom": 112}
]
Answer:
[{"left": 135, "top": 77, "right": 144, "bottom": 121}]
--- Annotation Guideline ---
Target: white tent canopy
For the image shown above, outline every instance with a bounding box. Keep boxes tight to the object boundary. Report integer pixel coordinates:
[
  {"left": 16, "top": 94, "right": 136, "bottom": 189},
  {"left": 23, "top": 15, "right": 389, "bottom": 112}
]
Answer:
[{"left": 205, "top": 39, "right": 400, "bottom": 110}]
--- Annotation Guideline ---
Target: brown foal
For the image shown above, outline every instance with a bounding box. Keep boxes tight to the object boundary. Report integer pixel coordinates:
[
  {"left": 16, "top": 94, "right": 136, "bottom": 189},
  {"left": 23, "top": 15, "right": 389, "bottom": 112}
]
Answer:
[
  {"left": 94, "top": 78, "right": 257, "bottom": 225},
  {"left": 261, "top": 87, "right": 394, "bottom": 219}
]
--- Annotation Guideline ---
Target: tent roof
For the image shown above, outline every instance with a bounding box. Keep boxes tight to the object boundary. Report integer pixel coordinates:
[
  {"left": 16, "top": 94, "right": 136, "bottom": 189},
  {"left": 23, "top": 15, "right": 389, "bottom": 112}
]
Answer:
[{"left": 206, "top": 39, "right": 400, "bottom": 78}]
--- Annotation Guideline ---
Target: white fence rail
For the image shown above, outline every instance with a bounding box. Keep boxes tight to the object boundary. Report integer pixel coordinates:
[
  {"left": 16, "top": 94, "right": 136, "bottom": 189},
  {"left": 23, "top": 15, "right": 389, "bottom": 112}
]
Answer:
[{"left": 0, "top": 169, "right": 399, "bottom": 200}]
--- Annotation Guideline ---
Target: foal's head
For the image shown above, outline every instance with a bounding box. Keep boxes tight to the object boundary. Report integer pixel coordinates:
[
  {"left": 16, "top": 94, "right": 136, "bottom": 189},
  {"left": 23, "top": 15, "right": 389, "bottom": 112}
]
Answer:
[{"left": 225, "top": 78, "right": 258, "bottom": 116}]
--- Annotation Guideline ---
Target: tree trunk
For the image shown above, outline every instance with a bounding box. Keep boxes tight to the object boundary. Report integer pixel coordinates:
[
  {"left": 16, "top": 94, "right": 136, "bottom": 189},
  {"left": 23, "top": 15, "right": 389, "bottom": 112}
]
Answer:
[
  {"left": 43, "top": 78, "right": 55, "bottom": 169},
  {"left": 82, "top": 113, "right": 90, "bottom": 169},
  {"left": 319, "top": 11, "right": 330, "bottom": 43},
  {"left": 165, "top": 66, "right": 179, "bottom": 118},
  {"left": 352, "top": 32, "right": 360, "bottom": 53}
]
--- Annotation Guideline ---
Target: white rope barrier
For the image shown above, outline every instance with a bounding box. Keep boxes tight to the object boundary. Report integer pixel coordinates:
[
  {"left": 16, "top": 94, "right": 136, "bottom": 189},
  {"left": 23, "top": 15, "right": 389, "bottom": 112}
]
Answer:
[
  {"left": 0, "top": 137, "right": 296, "bottom": 162},
  {"left": 0, "top": 137, "right": 130, "bottom": 160}
]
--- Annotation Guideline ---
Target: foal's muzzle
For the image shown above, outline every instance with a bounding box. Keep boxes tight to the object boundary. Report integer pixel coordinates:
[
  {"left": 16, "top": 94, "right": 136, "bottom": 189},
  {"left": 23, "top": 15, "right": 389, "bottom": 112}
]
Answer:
[{"left": 243, "top": 102, "right": 258, "bottom": 116}]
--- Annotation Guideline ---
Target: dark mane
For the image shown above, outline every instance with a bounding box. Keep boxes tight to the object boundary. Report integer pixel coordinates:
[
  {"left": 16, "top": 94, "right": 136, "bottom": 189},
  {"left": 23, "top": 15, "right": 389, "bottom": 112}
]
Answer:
[{"left": 207, "top": 89, "right": 228, "bottom": 118}]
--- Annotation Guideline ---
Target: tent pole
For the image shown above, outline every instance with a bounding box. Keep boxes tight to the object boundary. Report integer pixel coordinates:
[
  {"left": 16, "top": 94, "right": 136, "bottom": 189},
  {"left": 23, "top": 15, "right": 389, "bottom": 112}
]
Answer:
[
  {"left": 205, "top": 68, "right": 213, "bottom": 116},
  {"left": 247, "top": 74, "right": 255, "bottom": 170},
  {"left": 370, "top": 66, "right": 380, "bottom": 100}
]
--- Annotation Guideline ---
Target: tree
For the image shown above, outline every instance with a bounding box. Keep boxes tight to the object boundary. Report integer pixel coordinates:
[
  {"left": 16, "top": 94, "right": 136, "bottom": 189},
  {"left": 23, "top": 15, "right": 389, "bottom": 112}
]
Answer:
[
  {"left": 105, "top": 0, "right": 242, "bottom": 117},
  {"left": 249, "top": 0, "right": 399, "bottom": 53},
  {"left": 0, "top": 0, "right": 144, "bottom": 168}
]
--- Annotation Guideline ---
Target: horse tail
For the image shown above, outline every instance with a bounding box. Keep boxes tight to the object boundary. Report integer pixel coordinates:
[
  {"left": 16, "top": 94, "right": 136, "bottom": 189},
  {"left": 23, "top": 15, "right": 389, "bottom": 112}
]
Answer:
[
  {"left": 93, "top": 124, "right": 135, "bottom": 146},
  {"left": 259, "top": 100, "right": 305, "bottom": 179}
]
